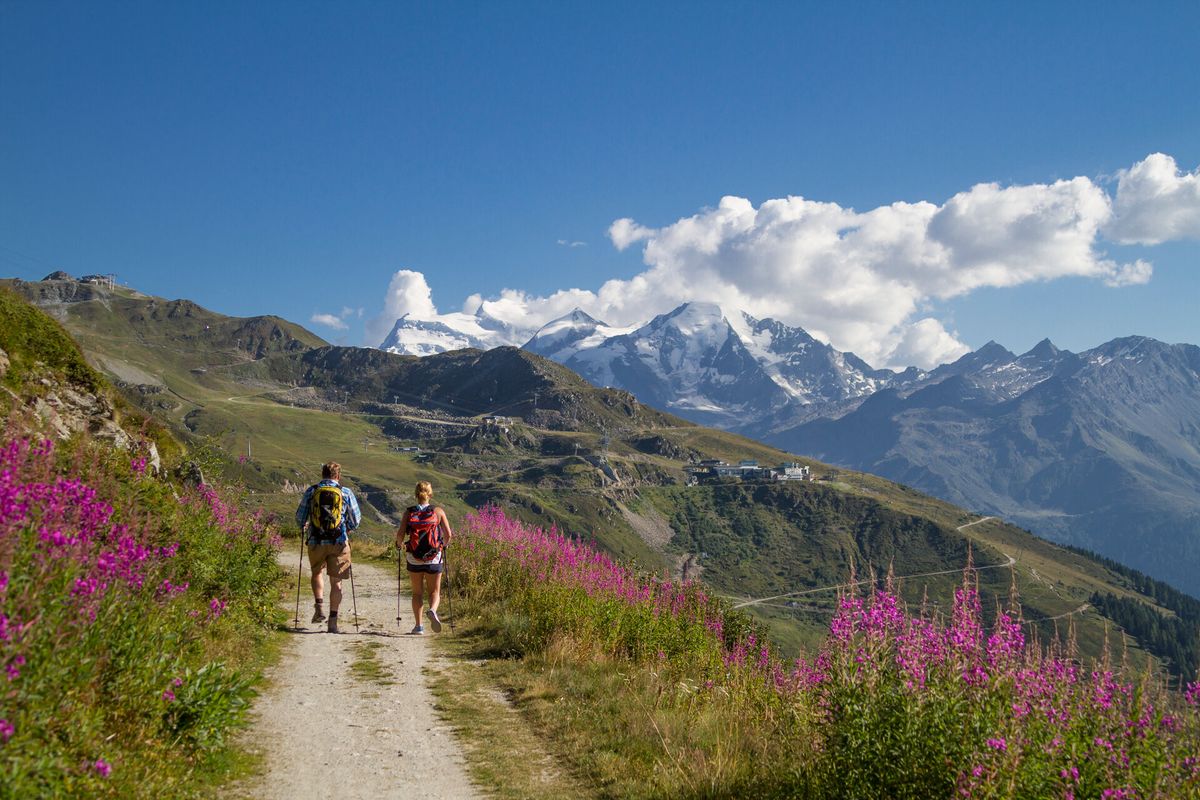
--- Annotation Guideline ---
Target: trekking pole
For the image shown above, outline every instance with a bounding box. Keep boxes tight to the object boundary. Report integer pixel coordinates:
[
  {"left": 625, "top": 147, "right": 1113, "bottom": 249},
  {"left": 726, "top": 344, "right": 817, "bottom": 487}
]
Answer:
[
  {"left": 293, "top": 531, "right": 305, "bottom": 630},
  {"left": 396, "top": 548, "right": 403, "bottom": 629},
  {"left": 443, "top": 544, "right": 455, "bottom": 634},
  {"left": 348, "top": 563, "right": 360, "bottom": 634}
]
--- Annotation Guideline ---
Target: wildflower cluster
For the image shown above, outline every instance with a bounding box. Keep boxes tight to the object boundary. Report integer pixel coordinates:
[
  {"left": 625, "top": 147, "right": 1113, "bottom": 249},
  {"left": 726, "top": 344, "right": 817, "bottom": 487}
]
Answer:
[
  {"left": 455, "top": 506, "right": 1200, "bottom": 798},
  {"left": 456, "top": 505, "right": 735, "bottom": 666},
  {"left": 0, "top": 434, "right": 282, "bottom": 796}
]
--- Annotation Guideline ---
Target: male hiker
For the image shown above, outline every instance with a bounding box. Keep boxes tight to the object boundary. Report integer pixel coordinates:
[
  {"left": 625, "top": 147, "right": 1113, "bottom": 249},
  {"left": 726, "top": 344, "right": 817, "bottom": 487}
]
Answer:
[{"left": 296, "top": 461, "right": 361, "bottom": 633}]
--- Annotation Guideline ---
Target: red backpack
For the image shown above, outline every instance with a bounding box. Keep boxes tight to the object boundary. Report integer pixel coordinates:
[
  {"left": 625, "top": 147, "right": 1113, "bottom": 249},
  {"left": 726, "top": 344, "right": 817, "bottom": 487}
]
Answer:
[{"left": 404, "top": 505, "right": 443, "bottom": 561}]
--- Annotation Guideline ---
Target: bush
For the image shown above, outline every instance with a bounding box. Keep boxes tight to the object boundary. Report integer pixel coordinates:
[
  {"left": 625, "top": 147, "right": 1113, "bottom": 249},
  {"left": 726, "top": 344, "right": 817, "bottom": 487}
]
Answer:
[{"left": 0, "top": 434, "right": 282, "bottom": 798}]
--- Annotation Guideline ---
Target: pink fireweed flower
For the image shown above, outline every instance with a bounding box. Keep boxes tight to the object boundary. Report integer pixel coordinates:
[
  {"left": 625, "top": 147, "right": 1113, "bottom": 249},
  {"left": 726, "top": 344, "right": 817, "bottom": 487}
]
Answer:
[
  {"left": 162, "top": 689, "right": 175, "bottom": 702},
  {"left": 93, "top": 759, "right": 111, "bottom": 777},
  {"left": 71, "top": 576, "right": 105, "bottom": 598},
  {"left": 986, "top": 612, "right": 1024, "bottom": 667},
  {"left": 6, "top": 654, "right": 26, "bottom": 681},
  {"left": 0, "top": 718, "right": 13, "bottom": 743},
  {"left": 173, "top": 677, "right": 183, "bottom": 687},
  {"left": 208, "top": 597, "right": 228, "bottom": 619},
  {"left": 156, "top": 579, "right": 188, "bottom": 598}
]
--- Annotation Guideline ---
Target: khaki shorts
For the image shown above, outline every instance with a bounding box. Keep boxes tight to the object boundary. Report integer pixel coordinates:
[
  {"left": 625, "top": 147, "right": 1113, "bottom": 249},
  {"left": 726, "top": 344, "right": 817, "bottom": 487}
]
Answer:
[{"left": 308, "top": 542, "right": 352, "bottom": 580}]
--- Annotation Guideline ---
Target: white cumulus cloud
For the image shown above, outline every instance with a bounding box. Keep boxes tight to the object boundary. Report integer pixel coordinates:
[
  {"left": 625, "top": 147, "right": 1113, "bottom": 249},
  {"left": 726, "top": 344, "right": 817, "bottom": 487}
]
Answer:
[
  {"left": 366, "top": 270, "right": 438, "bottom": 344},
  {"left": 369, "top": 153, "right": 1195, "bottom": 369},
  {"left": 310, "top": 313, "right": 348, "bottom": 331},
  {"left": 1106, "top": 153, "right": 1200, "bottom": 245},
  {"left": 608, "top": 218, "right": 655, "bottom": 251}
]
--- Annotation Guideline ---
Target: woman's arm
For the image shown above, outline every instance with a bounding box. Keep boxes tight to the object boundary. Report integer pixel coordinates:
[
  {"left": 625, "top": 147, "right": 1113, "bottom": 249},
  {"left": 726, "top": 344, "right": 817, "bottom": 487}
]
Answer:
[
  {"left": 394, "top": 513, "right": 407, "bottom": 550},
  {"left": 437, "top": 507, "right": 453, "bottom": 543}
]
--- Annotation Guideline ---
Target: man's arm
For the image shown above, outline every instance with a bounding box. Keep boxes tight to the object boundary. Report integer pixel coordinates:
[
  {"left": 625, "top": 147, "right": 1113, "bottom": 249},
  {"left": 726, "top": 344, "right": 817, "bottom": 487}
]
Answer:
[
  {"left": 343, "top": 488, "right": 361, "bottom": 531},
  {"left": 295, "top": 485, "right": 313, "bottom": 529}
]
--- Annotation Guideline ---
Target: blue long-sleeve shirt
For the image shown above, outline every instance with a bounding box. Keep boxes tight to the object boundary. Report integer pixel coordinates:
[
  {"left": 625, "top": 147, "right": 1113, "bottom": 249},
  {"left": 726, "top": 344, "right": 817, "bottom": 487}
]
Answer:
[{"left": 296, "top": 479, "right": 361, "bottom": 545}]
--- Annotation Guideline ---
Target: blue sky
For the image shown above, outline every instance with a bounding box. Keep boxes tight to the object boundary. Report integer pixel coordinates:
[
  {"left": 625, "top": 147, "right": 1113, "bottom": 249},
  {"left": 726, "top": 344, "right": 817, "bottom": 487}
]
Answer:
[{"left": 1, "top": 1, "right": 1197, "bottom": 367}]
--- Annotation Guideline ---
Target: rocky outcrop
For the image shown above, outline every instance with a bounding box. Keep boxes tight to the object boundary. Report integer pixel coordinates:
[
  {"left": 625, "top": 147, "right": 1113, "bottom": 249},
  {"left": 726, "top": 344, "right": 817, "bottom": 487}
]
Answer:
[{"left": 8, "top": 355, "right": 163, "bottom": 474}]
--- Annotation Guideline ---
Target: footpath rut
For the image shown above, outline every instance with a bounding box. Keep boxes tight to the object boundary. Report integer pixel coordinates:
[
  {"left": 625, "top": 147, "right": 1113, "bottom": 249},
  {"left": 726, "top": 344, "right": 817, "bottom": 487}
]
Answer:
[{"left": 238, "top": 552, "right": 479, "bottom": 799}]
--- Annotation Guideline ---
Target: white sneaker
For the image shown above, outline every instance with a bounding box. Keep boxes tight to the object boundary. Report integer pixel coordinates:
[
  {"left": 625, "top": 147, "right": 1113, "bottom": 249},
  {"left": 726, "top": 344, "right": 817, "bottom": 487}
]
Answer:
[{"left": 426, "top": 609, "right": 442, "bottom": 633}]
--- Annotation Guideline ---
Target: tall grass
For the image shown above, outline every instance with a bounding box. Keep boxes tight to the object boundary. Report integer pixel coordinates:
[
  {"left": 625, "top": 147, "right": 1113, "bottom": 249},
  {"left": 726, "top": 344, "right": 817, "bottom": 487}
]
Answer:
[
  {"left": 453, "top": 506, "right": 1200, "bottom": 798},
  {"left": 0, "top": 434, "right": 282, "bottom": 798}
]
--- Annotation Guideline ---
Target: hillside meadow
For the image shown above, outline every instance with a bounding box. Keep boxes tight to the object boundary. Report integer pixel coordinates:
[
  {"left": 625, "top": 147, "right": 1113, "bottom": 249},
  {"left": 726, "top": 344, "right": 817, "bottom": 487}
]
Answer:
[{"left": 436, "top": 506, "right": 1200, "bottom": 799}]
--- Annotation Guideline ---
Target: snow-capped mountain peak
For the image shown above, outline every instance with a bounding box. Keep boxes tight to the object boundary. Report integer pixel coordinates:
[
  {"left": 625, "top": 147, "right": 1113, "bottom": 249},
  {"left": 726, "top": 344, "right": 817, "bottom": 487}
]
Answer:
[
  {"left": 523, "top": 308, "right": 634, "bottom": 361},
  {"left": 523, "top": 300, "right": 899, "bottom": 429},
  {"left": 379, "top": 306, "right": 537, "bottom": 356},
  {"left": 381, "top": 296, "right": 903, "bottom": 430}
]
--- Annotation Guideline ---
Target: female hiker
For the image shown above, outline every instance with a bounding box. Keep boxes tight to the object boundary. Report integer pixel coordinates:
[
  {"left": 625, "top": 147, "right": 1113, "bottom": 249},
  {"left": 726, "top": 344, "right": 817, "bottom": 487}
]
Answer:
[{"left": 397, "top": 481, "right": 453, "bottom": 634}]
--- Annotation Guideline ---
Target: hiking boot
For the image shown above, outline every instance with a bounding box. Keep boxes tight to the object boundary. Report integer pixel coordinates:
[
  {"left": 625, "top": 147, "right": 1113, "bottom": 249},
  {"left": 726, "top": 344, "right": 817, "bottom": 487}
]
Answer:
[
  {"left": 410, "top": 624, "right": 424, "bottom": 635},
  {"left": 327, "top": 616, "right": 339, "bottom": 634},
  {"left": 426, "top": 609, "right": 442, "bottom": 633},
  {"left": 311, "top": 605, "right": 327, "bottom": 624}
]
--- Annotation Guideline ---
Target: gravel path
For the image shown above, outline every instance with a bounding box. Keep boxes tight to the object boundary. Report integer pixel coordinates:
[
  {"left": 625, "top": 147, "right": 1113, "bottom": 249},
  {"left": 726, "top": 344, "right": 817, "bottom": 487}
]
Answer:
[{"left": 237, "top": 552, "right": 479, "bottom": 799}]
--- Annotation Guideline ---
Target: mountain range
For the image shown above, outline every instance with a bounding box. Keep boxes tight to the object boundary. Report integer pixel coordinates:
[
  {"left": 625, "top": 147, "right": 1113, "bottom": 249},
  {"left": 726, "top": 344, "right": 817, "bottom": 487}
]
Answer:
[
  {"left": 775, "top": 335, "right": 1200, "bottom": 594},
  {"left": 383, "top": 301, "right": 1200, "bottom": 596},
  {"left": 389, "top": 301, "right": 905, "bottom": 428}
]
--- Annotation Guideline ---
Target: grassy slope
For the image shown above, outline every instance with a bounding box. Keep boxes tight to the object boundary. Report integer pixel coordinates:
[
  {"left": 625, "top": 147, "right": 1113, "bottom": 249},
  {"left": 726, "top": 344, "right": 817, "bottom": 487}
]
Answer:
[{"left": 13, "top": 278, "right": 1178, "bottom": 667}]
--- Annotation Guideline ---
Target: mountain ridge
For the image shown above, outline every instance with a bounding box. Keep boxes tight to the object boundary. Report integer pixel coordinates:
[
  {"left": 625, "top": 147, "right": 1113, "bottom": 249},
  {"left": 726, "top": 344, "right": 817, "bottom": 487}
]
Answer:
[{"left": 772, "top": 334, "right": 1200, "bottom": 594}]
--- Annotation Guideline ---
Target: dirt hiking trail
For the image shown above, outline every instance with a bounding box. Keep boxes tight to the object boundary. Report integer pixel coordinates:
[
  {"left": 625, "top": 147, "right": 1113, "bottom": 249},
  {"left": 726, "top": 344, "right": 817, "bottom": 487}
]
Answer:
[{"left": 237, "top": 552, "right": 480, "bottom": 799}]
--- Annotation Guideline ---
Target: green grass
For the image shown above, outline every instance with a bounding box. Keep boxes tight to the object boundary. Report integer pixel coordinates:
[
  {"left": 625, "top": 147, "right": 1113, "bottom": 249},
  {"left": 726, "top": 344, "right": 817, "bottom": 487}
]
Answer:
[
  {"left": 430, "top": 633, "right": 590, "bottom": 799},
  {"left": 348, "top": 641, "right": 396, "bottom": 686},
  {"left": 0, "top": 285, "right": 104, "bottom": 393}
]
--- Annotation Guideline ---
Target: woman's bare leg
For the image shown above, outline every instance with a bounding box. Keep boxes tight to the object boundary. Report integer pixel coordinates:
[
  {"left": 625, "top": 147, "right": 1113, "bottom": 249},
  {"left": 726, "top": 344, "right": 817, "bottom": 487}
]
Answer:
[
  {"left": 426, "top": 572, "right": 443, "bottom": 614},
  {"left": 409, "top": 572, "right": 424, "bottom": 625}
]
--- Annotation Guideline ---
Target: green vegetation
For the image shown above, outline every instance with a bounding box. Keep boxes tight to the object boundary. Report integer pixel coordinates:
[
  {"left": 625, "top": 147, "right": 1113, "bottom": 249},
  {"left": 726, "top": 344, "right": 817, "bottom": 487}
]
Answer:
[
  {"left": 1069, "top": 544, "right": 1200, "bottom": 679},
  {"left": 0, "top": 436, "right": 283, "bottom": 798},
  {"left": 349, "top": 641, "right": 396, "bottom": 686},
  {"left": 444, "top": 506, "right": 1200, "bottom": 799},
  {"left": 429, "top": 655, "right": 586, "bottom": 799},
  {"left": 1091, "top": 593, "right": 1200, "bottom": 680},
  {"left": 0, "top": 285, "right": 103, "bottom": 393}
]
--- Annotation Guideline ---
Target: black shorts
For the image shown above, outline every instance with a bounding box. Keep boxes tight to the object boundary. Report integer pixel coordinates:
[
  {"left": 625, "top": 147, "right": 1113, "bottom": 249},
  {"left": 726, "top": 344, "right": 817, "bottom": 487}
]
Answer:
[{"left": 406, "top": 562, "right": 444, "bottom": 574}]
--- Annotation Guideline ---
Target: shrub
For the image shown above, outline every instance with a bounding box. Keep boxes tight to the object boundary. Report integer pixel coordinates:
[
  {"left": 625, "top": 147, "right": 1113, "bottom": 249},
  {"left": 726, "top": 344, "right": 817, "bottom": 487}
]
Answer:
[{"left": 0, "top": 434, "right": 282, "bottom": 798}]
